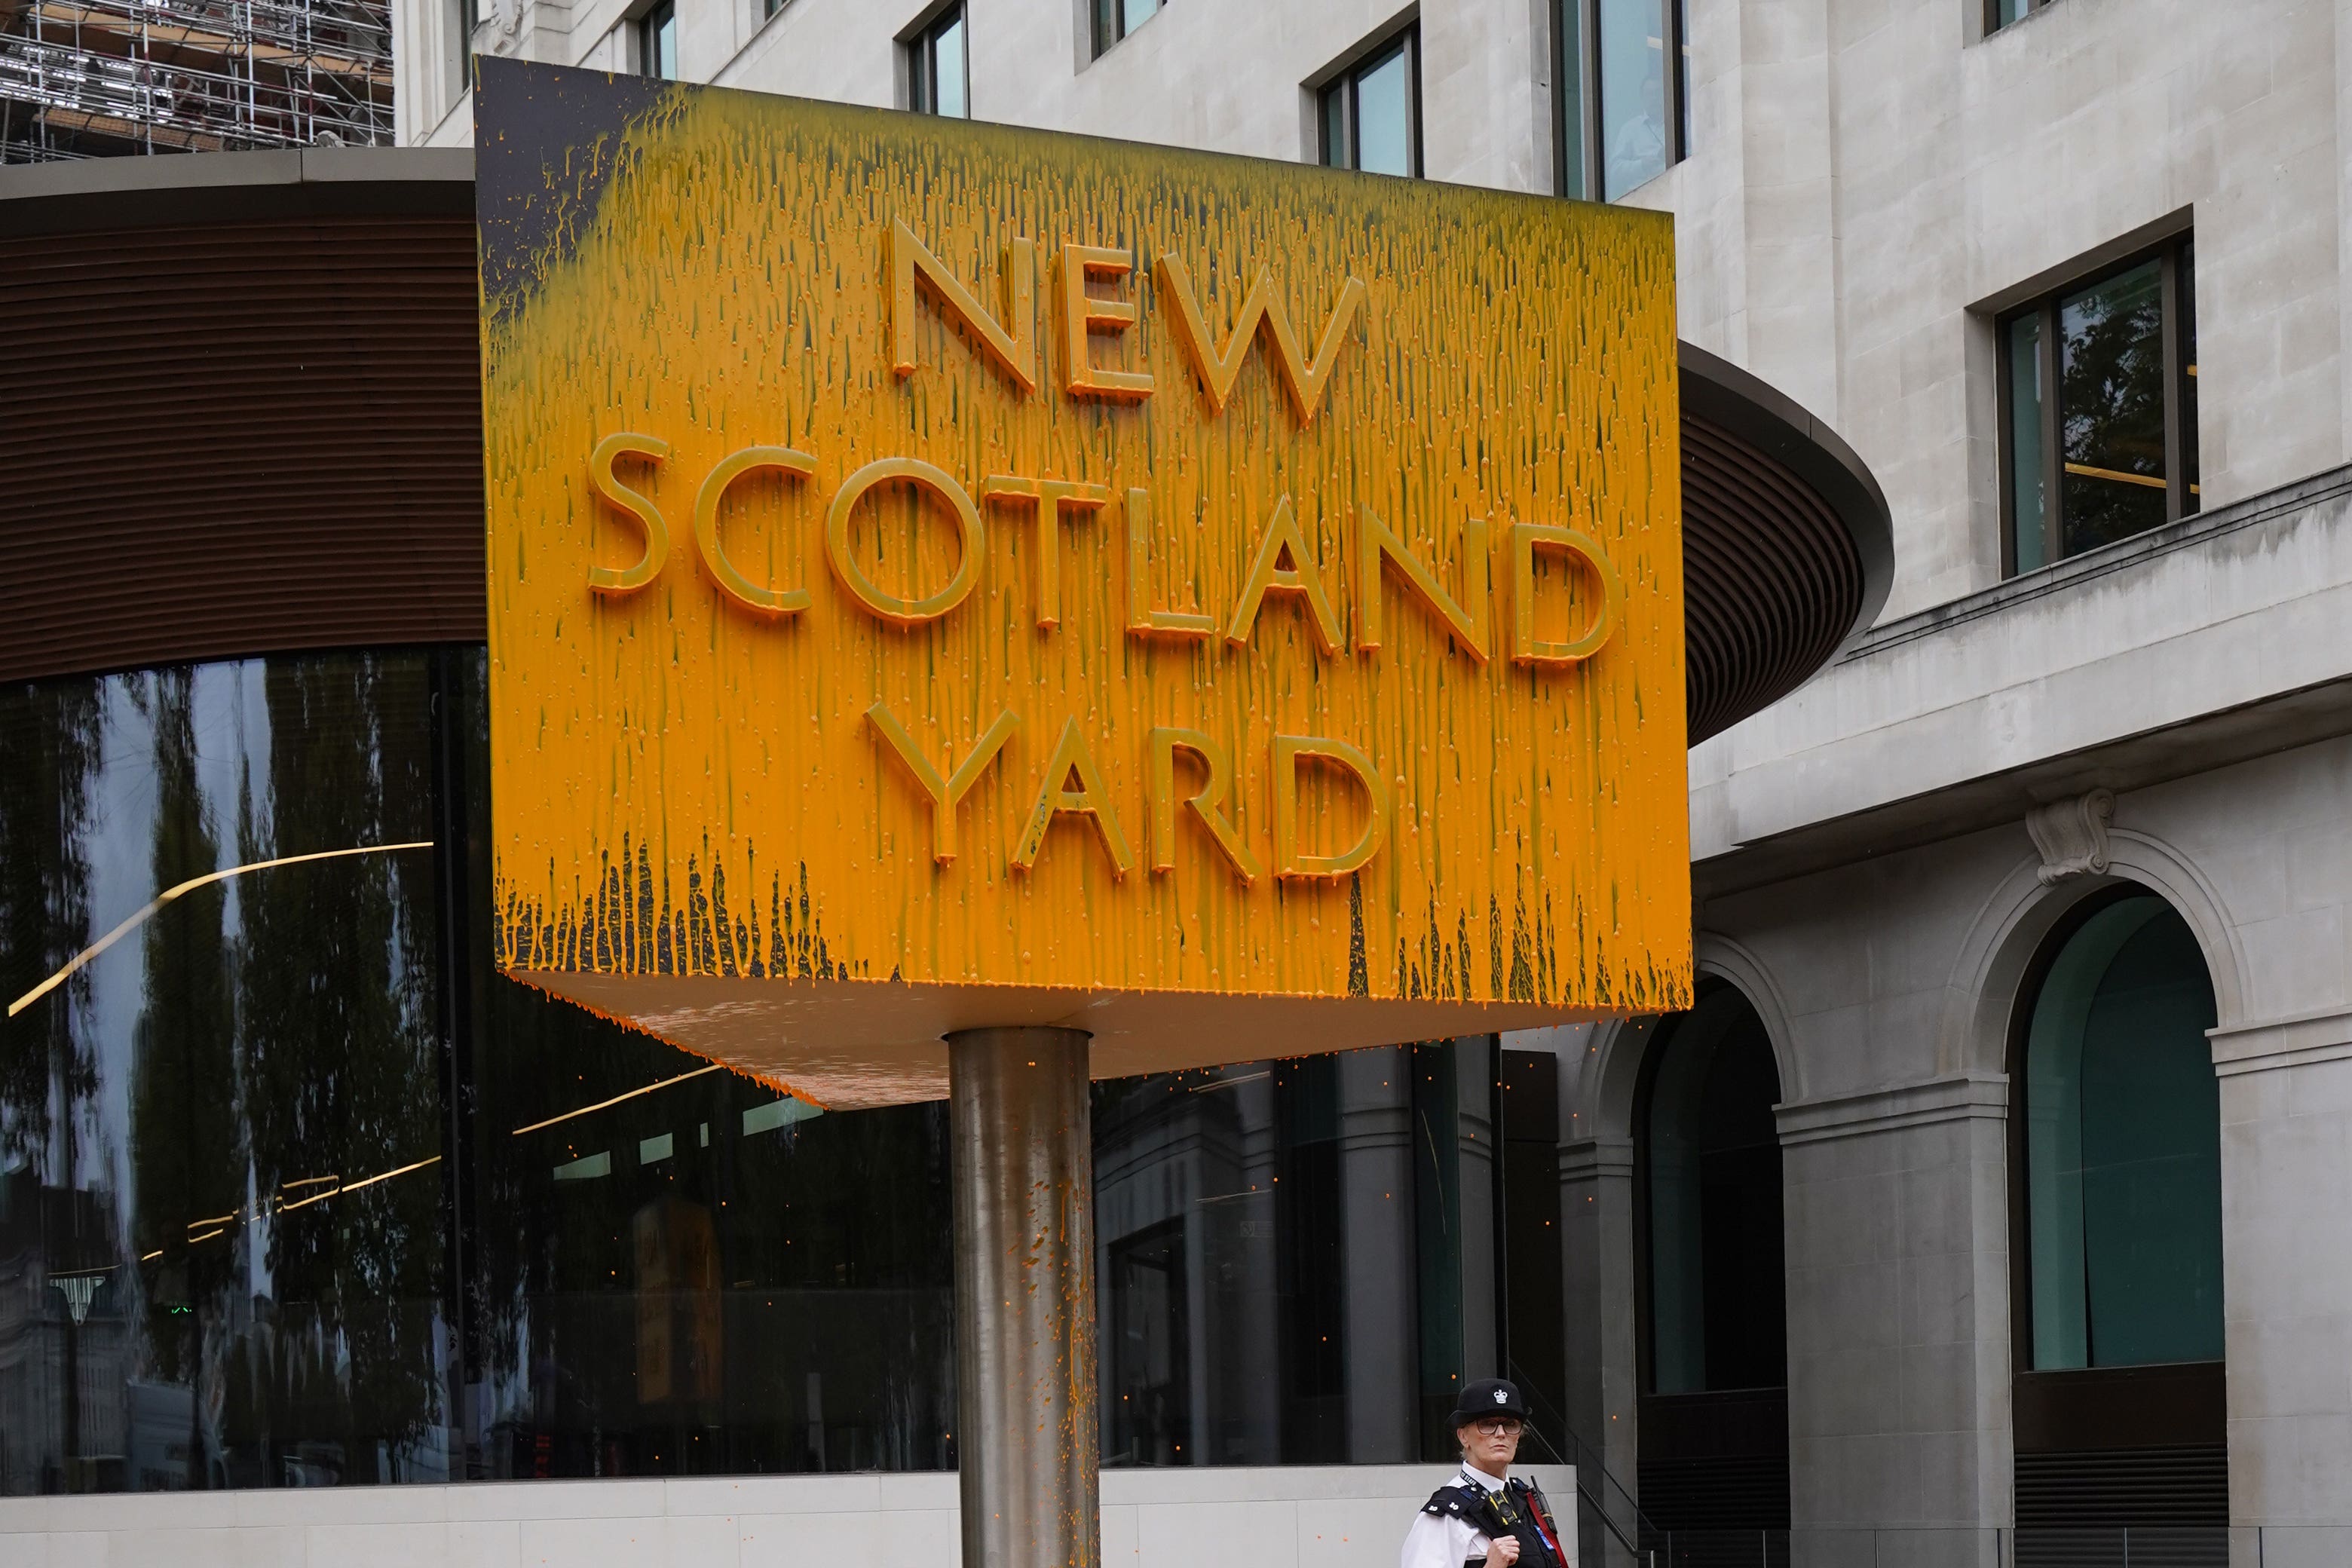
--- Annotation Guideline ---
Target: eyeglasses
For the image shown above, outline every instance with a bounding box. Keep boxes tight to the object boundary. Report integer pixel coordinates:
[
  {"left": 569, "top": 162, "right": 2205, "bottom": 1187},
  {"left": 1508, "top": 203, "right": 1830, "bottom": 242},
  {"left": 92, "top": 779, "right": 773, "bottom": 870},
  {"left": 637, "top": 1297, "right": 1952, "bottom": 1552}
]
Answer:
[{"left": 1472, "top": 1417, "right": 1524, "bottom": 1438}]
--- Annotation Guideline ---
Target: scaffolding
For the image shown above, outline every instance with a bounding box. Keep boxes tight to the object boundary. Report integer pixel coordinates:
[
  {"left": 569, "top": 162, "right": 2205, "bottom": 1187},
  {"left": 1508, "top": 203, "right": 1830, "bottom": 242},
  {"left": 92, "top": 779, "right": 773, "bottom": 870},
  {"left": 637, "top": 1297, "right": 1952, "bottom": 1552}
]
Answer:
[{"left": 0, "top": 0, "right": 391, "bottom": 161}]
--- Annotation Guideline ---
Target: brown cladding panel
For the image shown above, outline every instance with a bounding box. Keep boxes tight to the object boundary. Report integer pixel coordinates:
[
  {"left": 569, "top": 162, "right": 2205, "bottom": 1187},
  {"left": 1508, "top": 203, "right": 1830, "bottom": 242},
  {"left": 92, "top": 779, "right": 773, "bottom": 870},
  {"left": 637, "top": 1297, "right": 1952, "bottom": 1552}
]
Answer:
[
  {"left": 2014, "top": 1362, "right": 2228, "bottom": 1454},
  {"left": 0, "top": 214, "right": 485, "bottom": 686}
]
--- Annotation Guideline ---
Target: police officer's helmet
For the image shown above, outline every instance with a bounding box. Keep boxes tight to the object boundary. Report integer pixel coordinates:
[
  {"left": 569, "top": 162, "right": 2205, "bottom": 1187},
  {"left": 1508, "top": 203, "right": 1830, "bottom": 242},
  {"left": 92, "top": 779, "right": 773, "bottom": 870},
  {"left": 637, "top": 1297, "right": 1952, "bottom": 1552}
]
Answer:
[{"left": 1450, "top": 1378, "right": 1533, "bottom": 1428}]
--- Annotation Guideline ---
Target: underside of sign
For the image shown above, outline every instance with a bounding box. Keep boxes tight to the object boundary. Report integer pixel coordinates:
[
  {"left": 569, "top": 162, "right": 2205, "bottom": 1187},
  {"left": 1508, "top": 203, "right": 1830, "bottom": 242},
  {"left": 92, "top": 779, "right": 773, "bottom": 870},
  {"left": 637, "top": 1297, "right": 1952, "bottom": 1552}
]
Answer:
[{"left": 477, "top": 60, "right": 1691, "bottom": 1106}]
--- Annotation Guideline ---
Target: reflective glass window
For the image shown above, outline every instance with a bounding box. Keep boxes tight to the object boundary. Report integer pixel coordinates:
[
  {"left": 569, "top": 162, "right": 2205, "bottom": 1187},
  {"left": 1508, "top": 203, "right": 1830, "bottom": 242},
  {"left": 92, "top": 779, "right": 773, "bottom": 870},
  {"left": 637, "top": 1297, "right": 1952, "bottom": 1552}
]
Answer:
[
  {"left": 2006, "top": 311, "right": 2047, "bottom": 574},
  {"left": 451, "top": 0, "right": 476, "bottom": 96},
  {"left": 639, "top": 0, "right": 676, "bottom": 81},
  {"left": 1352, "top": 45, "right": 1412, "bottom": 177},
  {"left": 1598, "top": 0, "right": 1668, "bottom": 199},
  {"left": 1095, "top": 1040, "right": 1552, "bottom": 1466},
  {"left": 910, "top": 5, "right": 967, "bottom": 118},
  {"left": 2000, "top": 238, "right": 2197, "bottom": 574},
  {"left": 1554, "top": 0, "right": 1588, "bottom": 199},
  {"left": 2058, "top": 259, "right": 2168, "bottom": 556},
  {"left": 1092, "top": 0, "right": 1159, "bottom": 57},
  {"left": 2021, "top": 894, "right": 2224, "bottom": 1371},
  {"left": 472, "top": 985, "right": 956, "bottom": 1478},
  {"left": 1, "top": 654, "right": 451, "bottom": 1493},
  {"left": 1318, "top": 28, "right": 1419, "bottom": 179},
  {"left": 2, "top": 651, "right": 1543, "bottom": 1493},
  {"left": 1640, "top": 985, "right": 1786, "bottom": 1395},
  {"left": 1560, "top": 0, "right": 1688, "bottom": 201}
]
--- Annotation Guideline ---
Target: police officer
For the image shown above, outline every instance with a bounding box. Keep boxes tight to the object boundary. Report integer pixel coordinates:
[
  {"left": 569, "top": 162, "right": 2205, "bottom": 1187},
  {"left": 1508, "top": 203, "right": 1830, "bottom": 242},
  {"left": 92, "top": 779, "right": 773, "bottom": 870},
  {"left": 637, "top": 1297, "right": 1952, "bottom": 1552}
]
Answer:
[{"left": 1398, "top": 1380, "right": 1570, "bottom": 1568}]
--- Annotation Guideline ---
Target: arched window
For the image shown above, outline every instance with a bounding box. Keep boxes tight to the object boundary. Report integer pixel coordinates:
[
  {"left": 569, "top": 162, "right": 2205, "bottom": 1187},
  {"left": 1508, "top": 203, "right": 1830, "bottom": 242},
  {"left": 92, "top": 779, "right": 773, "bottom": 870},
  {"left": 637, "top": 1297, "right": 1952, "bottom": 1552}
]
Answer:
[
  {"left": 2018, "top": 891, "right": 2224, "bottom": 1370},
  {"left": 1634, "top": 982, "right": 1791, "bottom": 1546},
  {"left": 1640, "top": 982, "right": 1787, "bottom": 1394}
]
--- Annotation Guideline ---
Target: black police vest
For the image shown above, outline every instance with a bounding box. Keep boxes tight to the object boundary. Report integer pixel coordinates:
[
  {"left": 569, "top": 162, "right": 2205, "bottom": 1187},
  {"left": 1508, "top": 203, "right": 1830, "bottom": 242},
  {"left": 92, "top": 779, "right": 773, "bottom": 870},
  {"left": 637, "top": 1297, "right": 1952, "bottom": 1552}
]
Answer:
[{"left": 1420, "top": 1475, "right": 1568, "bottom": 1568}]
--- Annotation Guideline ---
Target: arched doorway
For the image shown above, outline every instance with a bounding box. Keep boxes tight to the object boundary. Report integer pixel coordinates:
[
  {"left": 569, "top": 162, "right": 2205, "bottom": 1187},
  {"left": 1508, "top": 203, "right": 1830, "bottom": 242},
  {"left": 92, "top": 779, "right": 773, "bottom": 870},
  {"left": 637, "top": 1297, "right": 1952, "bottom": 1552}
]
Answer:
[
  {"left": 2011, "top": 889, "right": 2228, "bottom": 1561},
  {"left": 1635, "top": 981, "right": 1792, "bottom": 1555}
]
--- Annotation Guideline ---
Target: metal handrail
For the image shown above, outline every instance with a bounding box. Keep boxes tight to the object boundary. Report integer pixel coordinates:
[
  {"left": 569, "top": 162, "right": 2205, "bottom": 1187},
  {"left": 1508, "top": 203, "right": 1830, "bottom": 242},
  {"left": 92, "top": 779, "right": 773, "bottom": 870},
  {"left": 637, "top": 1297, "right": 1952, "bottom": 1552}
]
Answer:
[{"left": 1504, "top": 1356, "right": 1660, "bottom": 1563}]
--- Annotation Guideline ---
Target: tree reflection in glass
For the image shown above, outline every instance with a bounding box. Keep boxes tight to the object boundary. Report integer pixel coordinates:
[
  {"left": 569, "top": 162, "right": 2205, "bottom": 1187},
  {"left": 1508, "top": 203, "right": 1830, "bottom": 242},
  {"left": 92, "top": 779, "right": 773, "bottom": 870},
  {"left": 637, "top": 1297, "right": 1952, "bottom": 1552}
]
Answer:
[
  {"left": 2059, "top": 259, "right": 2168, "bottom": 556},
  {"left": 468, "top": 974, "right": 958, "bottom": 1480},
  {"left": 0, "top": 654, "right": 446, "bottom": 1493}
]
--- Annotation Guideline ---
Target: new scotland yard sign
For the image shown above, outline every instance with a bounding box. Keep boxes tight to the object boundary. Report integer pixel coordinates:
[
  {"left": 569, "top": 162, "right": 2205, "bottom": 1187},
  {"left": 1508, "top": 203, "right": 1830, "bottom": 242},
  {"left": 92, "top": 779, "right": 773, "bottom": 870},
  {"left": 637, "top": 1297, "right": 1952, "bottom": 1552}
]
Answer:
[{"left": 476, "top": 60, "right": 1689, "bottom": 1107}]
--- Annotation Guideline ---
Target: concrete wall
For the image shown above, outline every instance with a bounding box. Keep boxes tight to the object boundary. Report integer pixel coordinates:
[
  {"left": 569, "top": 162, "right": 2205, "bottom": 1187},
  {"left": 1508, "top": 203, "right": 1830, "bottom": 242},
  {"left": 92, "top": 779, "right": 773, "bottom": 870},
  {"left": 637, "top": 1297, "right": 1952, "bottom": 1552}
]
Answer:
[{"left": 0, "top": 1462, "right": 1578, "bottom": 1567}]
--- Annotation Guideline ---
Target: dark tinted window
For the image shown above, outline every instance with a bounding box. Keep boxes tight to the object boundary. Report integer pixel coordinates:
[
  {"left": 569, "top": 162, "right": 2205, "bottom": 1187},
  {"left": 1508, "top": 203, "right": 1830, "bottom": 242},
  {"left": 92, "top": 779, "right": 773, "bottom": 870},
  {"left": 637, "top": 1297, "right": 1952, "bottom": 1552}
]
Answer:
[
  {"left": 1, "top": 654, "right": 448, "bottom": 1493},
  {"left": 1318, "top": 27, "right": 1419, "bottom": 178},
  {"left": 2, "top": 652, "right": 1537, "bottom": 1492},
  {"left": 2020, "top": 894, "right": 2224, "bottom": 1370},
  {"left": 2001, "top": 237, "right": 2198, "bottom": 574}
]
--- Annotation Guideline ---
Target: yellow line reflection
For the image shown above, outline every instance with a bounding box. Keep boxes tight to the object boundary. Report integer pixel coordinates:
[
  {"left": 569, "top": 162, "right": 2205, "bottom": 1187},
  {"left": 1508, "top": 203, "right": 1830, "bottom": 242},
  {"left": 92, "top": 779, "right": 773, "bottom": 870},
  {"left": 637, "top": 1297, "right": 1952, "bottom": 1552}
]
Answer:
[
  {"left": 7, "top": 842, "right": 435, "bottom": 1018},
  {"left": 511, "top": 1063, "right": 725, "bottom": 1136},
  {"left": 340, "top": 1155, "right": 440, "bottom": 1195},
  {"left": 2063, "top": 461, "right": 2167, "bottom": 492},
  {"left": 274, "top": 1155, "right": 443, "bottom": 1214}
]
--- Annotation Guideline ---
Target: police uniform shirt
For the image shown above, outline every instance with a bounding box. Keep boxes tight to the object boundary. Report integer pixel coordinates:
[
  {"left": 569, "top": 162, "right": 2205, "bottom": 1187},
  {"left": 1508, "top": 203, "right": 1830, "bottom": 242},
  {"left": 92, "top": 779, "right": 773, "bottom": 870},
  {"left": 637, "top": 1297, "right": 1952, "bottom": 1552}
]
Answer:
[{"left": 1398, "top": 1462, "right": 1508, "bottom": 1568}]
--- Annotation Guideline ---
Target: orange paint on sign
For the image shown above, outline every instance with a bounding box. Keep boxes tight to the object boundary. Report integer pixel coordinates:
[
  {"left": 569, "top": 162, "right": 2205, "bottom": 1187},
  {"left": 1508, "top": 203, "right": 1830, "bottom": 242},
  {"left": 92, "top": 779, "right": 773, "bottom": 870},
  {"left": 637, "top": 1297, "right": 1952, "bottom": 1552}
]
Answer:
[{"left": 478, "top": 63, "right": 1688, "bottom": 1103}]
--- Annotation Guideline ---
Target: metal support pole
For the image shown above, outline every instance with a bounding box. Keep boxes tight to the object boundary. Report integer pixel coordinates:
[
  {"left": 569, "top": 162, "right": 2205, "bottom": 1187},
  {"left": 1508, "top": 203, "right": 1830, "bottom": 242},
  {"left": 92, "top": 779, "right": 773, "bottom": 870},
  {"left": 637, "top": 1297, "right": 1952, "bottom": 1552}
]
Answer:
[{"left": 948, "top": 1026, "right": 1098, "bottom": 1568}]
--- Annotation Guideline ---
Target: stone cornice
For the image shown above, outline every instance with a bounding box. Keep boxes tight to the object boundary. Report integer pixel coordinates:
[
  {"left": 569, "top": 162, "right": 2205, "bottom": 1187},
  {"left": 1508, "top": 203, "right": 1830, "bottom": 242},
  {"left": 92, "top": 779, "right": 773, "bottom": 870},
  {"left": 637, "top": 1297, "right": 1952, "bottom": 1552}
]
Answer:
[
  {"left": 1775, "top": 1071, "right": 2010, "bottom": 1147},
  {"left": 2210, "top": 1006, "right": 2352, "bottom": 1079},
  {"left": 1558, "top": 1138, "right": 1635, "bottom": 1182}
]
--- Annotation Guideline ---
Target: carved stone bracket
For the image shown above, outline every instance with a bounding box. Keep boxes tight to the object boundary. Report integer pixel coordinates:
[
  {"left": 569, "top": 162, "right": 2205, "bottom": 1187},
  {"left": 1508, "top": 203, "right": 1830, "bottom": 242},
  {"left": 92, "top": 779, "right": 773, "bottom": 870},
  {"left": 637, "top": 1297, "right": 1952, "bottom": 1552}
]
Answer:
[{"left": 2026, "top": 789, "right": 2115, "bottom": 886}]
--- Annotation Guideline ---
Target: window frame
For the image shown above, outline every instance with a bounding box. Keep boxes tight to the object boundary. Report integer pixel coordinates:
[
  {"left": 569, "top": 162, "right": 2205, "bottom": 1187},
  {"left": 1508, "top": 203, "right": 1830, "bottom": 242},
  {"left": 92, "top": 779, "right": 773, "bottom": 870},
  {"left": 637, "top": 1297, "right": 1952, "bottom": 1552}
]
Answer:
[
  {"left": 449, "top": 0, "right": 478, "bottom": 99},
  {"left": 1554, "top": 0, "right": 1689, "bottom": 201},
  {"left": 1986, "top": 0, "right": 2057, "bottom": 35},
  {"left": 1315, "top": 22, "right": 1423, "bottom": 179},
  {"left": 1091, "top": 0, "right": 1162, "bottom": 59},
  {"left": 635, "top": 0, "right": 677, "bottom": 80},
  {"left": 905, "top": 1, "right": 969, "bottom": 118},
  {"left": 1995, "top": 235, "right": 2198, "bottom": 578}
]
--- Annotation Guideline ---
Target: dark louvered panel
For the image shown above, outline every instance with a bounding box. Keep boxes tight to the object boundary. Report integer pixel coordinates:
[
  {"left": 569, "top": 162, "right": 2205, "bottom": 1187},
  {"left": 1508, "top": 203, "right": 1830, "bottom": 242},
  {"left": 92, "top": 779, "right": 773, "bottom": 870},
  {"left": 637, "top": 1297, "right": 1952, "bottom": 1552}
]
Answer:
[
  {"left": 2015, "top": 1444, "right": 2229, "bottom": 1527},
  {"left": 1638, "top": 1451, "right": 1793, "bottom": 1532},
  {"left": 1680, "top": 414, "right": 1864, "bottom": 742},
  {"left": 0, "top": 213, "right": 486, "bottom": 686}
]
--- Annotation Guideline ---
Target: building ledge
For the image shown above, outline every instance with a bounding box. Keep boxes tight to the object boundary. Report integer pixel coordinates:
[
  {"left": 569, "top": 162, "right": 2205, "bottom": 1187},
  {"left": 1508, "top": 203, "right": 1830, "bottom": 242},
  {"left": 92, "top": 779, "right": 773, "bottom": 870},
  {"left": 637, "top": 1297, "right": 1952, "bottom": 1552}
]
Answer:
[{"left": 1692, "top": 464, "right": 2352, "bottom": 892}]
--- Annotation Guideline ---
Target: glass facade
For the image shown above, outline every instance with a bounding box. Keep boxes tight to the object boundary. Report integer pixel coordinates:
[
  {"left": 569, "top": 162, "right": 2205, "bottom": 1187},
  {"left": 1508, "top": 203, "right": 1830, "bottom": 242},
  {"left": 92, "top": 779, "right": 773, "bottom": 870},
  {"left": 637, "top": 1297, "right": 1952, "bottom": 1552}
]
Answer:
[
  {"left": 1640, "top": 985, "right": 1785, "bottom": 1396},
  {"left": 0, "top": 654, "right": 450, "bottom": 1493},
  {"left": 1554, "top": 0, "right": 1587, "bottom": 199},
  {"left": 2021, "top": 893, "right": 2225, "bottom": 1371},
  {"left": 1, "top": 650, "right": 1544, "bottom": 1494}
]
